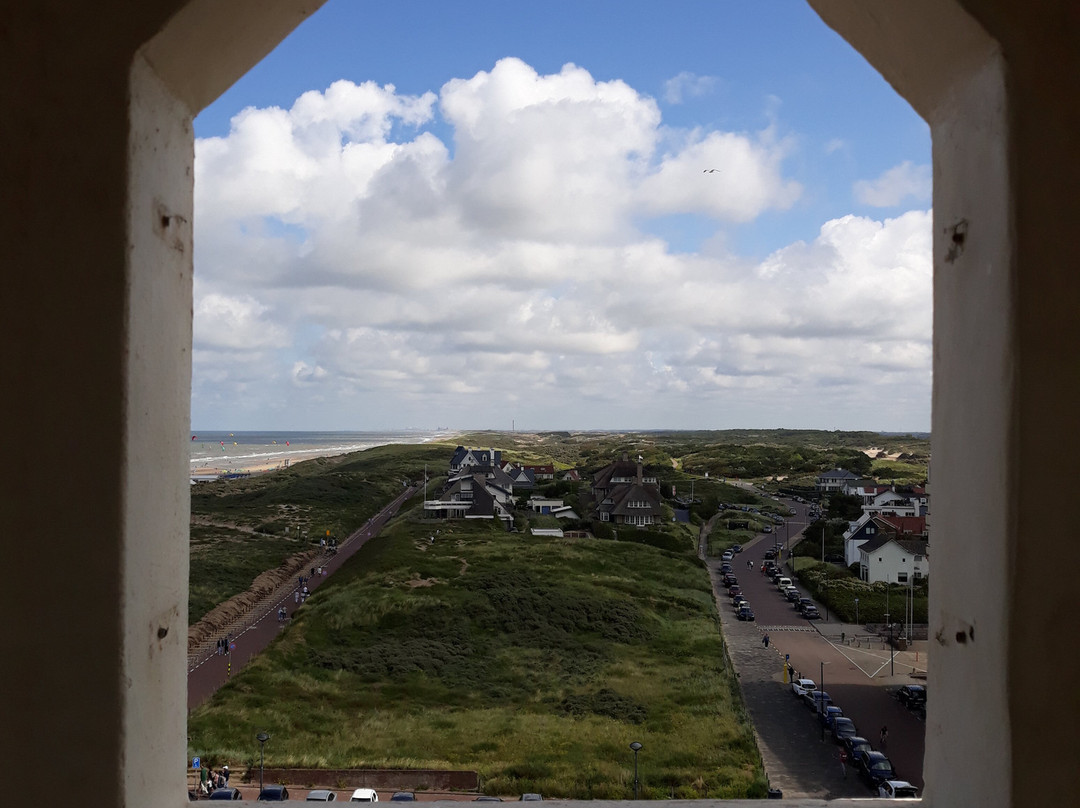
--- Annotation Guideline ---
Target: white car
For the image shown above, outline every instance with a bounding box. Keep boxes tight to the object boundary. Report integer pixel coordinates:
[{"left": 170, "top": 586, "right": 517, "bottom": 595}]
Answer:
[
  {"left": 791, "top": 678, "right": 817, "bottom": 697},
  {"left": 350, "top": 789, "right": 379, "bottom": 802},
  {"left": 878, "top": 780, "right": 919, "bottom": 799}
]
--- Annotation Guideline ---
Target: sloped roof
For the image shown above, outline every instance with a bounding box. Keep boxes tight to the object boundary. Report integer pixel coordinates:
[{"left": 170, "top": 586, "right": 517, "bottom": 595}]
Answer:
[
  {"left": 818, "top": 468, "right": 860, "bottom": 480},
  {"left": 609, "top": 482, "right": 662, "bottom": 516},
  {"left": 859, "top": 531, "right": 929, "bottom": 557},
  {"left": 877, "top": 515, "right": 928, "bottom": 535},
  {"left": 897, "top": 538, "right": 929, "bottom": 556}
]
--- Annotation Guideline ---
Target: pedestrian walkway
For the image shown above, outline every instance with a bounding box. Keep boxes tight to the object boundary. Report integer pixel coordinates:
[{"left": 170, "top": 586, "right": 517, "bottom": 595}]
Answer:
[
  {"left": 708, "top": 559, "right": 869, "bottom": 800},
  {"left": 187, "top": 486, "right": 417, "bottom": 709}
]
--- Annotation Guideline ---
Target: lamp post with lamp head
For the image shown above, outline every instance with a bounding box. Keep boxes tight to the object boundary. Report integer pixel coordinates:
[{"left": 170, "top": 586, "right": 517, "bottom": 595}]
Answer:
[
  {"left": 256, "top": 732, "right": 269, "bottom": 795},
  {"left": 629, "top": 742, "right": 642, "bottom": 799}
]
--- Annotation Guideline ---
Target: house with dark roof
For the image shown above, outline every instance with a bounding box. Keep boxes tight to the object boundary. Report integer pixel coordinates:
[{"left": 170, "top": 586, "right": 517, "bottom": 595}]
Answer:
[
  {"left": 857, "top": 530, "right": 930, "bottom": 584},
  {"left": 592, "top": 456, "right": 663, "bottom": 527},
  {"left": 501, "top": 462, "right": 537, "bottom": 489},
  {"left": 815, "top": 468, "right": 861, "bottom": 492},
  {"left": 844, "top": 514, "right": 929, "bottom": 566},
  {"left": 423, "top": 471, "right": 514, "bottom": 527},
  {"left": 449, "top": 446, "right": 502, "bottom": 473}
]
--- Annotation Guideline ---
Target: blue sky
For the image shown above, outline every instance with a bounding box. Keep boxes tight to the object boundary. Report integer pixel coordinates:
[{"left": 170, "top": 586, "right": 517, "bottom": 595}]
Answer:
[{"left": 191, "top": 0, "right": 932, "bottom": 432}]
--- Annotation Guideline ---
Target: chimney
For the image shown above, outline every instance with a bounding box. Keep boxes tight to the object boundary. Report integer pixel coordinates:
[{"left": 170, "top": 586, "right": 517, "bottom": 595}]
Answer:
[{"left": 637, "top": 459, "right": 643, "bottom": 484}]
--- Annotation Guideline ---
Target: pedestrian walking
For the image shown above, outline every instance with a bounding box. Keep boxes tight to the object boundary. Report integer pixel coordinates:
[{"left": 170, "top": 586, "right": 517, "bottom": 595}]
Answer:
[
  {"left": 762, "top": 633, "right": 770, "bottom": 648},
  {"left": 880, "top": 725, "right": 889, "bottom": 747},
  {"left": 839, "top": 748, "right": 848, "bottom": 776},
  {"left": 222, "top": 765, "right": 229, "bottom": 784},
  {"left": 295, "top": 591, "right": 299, "bottom": 604}
]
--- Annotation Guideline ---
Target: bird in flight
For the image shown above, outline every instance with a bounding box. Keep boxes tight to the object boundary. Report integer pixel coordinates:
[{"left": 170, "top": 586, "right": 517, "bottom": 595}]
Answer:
[{"left": 703, "top": 168, "right": 722, "bottom": 173}]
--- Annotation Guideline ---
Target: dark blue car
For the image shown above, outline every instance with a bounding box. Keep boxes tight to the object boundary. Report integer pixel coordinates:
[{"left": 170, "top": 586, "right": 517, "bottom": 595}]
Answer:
[{"left": 856, "top": 750, "right": 897, "bottom": 788}]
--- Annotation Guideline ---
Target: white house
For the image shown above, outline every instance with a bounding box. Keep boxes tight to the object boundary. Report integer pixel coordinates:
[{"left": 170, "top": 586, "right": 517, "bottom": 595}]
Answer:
[
  {"left": 863, "top": 489, "right": 920, "bottom": 518},
  {"left": 815, "top": 468, "right": 861, "bottom": 493},
  {"left": 858, "top": 534, "right": 930, "bottom": 584}
]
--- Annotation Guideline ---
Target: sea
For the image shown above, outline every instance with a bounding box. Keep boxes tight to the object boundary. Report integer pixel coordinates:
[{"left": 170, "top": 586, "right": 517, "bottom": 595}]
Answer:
[{"left": 189, "top": 429, "right": 454, "bottom": 476}]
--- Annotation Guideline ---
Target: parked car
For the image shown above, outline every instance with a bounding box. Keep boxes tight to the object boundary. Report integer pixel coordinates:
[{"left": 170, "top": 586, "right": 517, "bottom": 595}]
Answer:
[
  {"left": 842, "top": 735, "right": 873, "bottom": 763},
  {"left": 819, "top": 704, "right": 844, "bottom": 728},
  {"left": 209, "top": 789, "right": 243, "bottom": 800},
  {"left": 728, "top": 586, "right": 743, "bottom": 599},
  {"left": 897, "top": 684, "right": 927, "bottom": 709},
  {"left": 737, "top": 606, "right": 755, "bottom": 621},
  {"left": 797, "top": 598, "right": 814, "bottom": 613},
  {"left": 722, "top": 551, "right": 734, "bottom": 562},
  {"left": 257, "top": 786, "right": 290, "bottom": 802},
  {"left": 722, "top": 574, "right": 738, "bottom": 587},
  {"left": 518, "top": 795, "right": 543, "bottom": 801},
  {"left": 803, "top": 690, "right": 832, "bottom": 711},
  {"left": 831, "top": 716, "right": 858, "bottom": 742},
  {"left": 791, "top": 678, "right": 816, "bottom": 697},
  {"left": 763, "top": 550, "right": 776, "bottom": 560},
  {"left": 389, "top": 793, "right": 415, "bottom": 802},
  {"left": 731, "top": 544, "right": 743, "bottom": 553},
  {"left": 350, "top": 789, "right": 379, "bottom": 802},
  {"left": 719, "top": 563, "right": 733, "bottom": 574},
  {"left": 803, "top": 605, "right": 821, "bottom": 620},
  {"left": 762, "top": 525, "right": 773, "bottom": 533},
  {"left": 732, "top": 594, "right": 747, "bottom": 609},
  {"left": 878, "top": 780, "right": 919, "bottom": 799},
  {"left": 306, "top": 791, "right": 338, "bottom": 801},
  {"left": 785, "top": 588, "right": 801, "bottom": 602},
  {"left": 856, "top": 751, "right": 897, "bottom": 788},
  {"left": 474, "top": 798, "right": 504, "bottom": 802}
]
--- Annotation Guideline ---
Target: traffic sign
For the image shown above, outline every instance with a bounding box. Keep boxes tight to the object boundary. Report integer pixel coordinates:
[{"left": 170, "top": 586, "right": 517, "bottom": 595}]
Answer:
[
  {"left": 229, "top": 643, "right": 236, "bottom": 651},
  {"left": 192, "top": 757, "right": 201, "bottom": 770}
]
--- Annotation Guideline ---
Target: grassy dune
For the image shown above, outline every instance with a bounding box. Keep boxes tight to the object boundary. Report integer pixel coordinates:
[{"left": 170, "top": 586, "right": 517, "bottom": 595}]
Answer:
[
  {"left": 188, "top": 443, "right": 449, "bottom": 622},
  {"left": 188, "top": 513, "right": 766, "bottom": 798}
]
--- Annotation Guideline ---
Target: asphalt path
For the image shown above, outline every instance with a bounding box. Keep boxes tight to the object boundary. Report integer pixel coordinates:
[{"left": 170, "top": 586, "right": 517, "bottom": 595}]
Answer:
[
  {"left": 710, "top": 493, "right": 926, "bottom": 798},
  {"left": 188, "top": 485, "right": 418, "bottom": 710}
]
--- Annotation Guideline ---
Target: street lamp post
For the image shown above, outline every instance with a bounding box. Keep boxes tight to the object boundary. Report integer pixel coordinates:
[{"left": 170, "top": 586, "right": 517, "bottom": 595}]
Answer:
[
  {"left": 256, "top": 732, "right": 269, "bottom": 795},
  {"left": 890, "top": 622, "right": 896, "bottom": 676},
  {"left": 629, "top": 742, "right": 642, "bottom": 799},
  {"left": 854, "top": 597, "right": 859, "bottom": 627}
]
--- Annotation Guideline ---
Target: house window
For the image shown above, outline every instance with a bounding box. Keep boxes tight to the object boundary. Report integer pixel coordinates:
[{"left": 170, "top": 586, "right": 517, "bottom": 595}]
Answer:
[
  {"left": 898, "top": 572, "right": 909, "bottom": 583},
  {"left": 600, "top": 512, "right": 609, "bottom": 522}
]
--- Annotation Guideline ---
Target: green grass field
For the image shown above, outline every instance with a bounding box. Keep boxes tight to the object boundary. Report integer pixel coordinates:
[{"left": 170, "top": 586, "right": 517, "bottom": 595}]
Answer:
[
  {"left": 188, "top": 443, "right": 449, "bottom": 622},
  {"left": 188, "top": 511, "right": 767, "bottom": 798}
]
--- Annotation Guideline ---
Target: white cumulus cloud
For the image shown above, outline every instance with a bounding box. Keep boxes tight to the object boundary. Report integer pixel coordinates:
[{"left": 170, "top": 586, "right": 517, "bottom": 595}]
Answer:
[
  {"left": 854, "top": 161, "right": 931, "bottom": 207},
  {"left": 663, "top": 71, "right": 719, "bottom": 104},
  {"left": 191, "top": 59, "right": 931, "bottom": 431}
]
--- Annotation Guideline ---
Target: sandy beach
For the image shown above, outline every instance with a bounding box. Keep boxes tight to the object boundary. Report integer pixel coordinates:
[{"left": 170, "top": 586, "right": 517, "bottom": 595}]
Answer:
[
  {"left": 190, "top": 448, "right": 346, "bottom": 478},
  {"left": 189, "top": 429, "right": 456, "bottom": 480}
]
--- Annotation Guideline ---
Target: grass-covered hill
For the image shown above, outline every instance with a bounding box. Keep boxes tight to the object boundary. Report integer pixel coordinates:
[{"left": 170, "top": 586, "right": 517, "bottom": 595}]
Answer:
[
  {"left": 187, "top": 512, "right": 766, "bottom": 799},
  {"left": 456, "top": 429, "right": 929, "bottom": 486},
  {"left": 189, "top": 443, "right": 451, "bottom": 624}
]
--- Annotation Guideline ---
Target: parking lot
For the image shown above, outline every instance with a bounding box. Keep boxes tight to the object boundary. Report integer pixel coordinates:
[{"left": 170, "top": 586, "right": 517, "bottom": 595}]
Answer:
[{"left": 707, "top": 499, "right": 927, "bottom": 800}]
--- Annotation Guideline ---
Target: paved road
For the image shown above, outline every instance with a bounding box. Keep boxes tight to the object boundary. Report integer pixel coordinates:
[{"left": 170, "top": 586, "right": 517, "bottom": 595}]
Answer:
[
  {"left": 707, "top": 494, "right": 926, "bottom": 799},
  {"left": 188, "top": 486, "right": 418, "bottom": 710}
]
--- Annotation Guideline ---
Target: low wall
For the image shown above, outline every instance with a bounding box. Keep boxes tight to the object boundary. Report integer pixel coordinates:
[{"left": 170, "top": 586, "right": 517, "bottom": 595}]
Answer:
[{"left": 244, "top": 768, "right": 480, "bottom": 791}]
